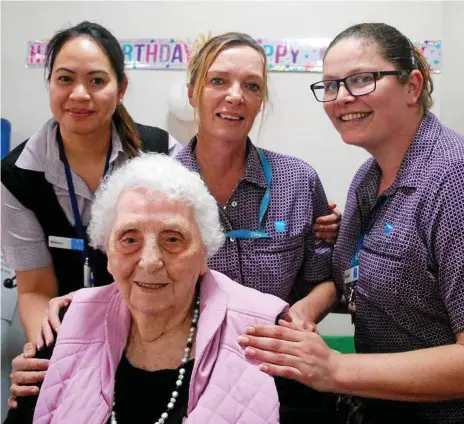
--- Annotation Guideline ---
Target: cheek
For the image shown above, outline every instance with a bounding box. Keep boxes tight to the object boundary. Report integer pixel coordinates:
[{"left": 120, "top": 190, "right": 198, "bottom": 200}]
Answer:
[
  {"left": 107, "top": 252, "right": 137, "bottom": 281},
  {"left": 323, "top": 103, "right": 336, "bottom": 120}
]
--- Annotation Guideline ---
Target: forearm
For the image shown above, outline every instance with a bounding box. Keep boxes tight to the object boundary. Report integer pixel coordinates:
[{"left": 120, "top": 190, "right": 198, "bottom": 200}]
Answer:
[
  {"left": 333, "top": 343, "right": 464, "bottom": 401},
  {"left": 18, "top": 293, "right": 53, "bottom": 342},
  {"left": 297, "top": 280, "right": 338, "bottom": 324}
]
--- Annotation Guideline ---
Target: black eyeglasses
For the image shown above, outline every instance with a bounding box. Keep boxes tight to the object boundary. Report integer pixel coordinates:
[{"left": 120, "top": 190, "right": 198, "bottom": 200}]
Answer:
[{"left": 310, "top": 70, "right": 409, "bottom": 102}]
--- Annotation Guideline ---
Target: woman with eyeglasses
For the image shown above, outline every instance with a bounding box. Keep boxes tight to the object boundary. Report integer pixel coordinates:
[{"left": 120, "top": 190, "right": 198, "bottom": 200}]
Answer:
[{"left": 239, "top": 23, "right": 464, "bottom": 423}]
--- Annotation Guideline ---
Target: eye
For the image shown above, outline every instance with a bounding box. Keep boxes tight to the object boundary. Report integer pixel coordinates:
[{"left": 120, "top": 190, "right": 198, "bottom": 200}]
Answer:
[
  {"left": 91, "top": 77, "right": 106, "bottom": 86},
  {"left": 349, "top": 73, "right": 374, "bottom": 86},
  {"left": 165, "top": 235, "right": 181, "bottom": 244},
  {"left": 122, "top": 236, "right": 138, "bottom": 245},
  {"left": 57, "top": 76, "right": 73, "bottom": 83},
  {"left": 246, "top": 82, "right": 261, "bottom": 92},
  {"left": 211, "top": 77, "right": 224, "bottom": 85},
  {"left": 324, "top": 81, "right": 338, "bottom": 92}
]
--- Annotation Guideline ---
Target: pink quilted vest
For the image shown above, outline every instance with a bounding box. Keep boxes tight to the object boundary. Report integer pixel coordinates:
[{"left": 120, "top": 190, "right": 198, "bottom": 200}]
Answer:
[{"left": 33, "top": 270, "right": 288, "bottom": 423}]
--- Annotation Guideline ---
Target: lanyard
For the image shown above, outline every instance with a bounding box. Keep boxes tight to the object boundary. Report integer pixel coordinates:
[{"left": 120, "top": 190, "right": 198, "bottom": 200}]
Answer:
[
  {"left": 56, "top": 131, "right": 112, "bottom": 287},
  {"left": 345, "top": 196, "right": 391, "bottom": 305},
  {"left": 225, "top": 148, "right": 272, "bottom": 239}
]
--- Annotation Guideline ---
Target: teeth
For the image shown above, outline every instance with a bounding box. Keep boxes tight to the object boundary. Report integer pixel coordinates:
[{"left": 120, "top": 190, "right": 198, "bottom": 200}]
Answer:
[
  {"left": 220, "top": 113, "right": 241, "bottom": 120},
  {"left": 341, "top": 112, "right": 370, "bottom": 121}
]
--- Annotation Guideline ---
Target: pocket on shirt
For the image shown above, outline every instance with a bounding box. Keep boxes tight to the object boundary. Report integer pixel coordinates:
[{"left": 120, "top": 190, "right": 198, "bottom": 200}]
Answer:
[{"left": 253, "top": 236, "right": 305, "bottom": 299}]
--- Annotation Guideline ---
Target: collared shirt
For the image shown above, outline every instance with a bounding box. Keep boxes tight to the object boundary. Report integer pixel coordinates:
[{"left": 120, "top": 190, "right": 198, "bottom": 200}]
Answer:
[
  {"left": 176, "top": 138, "right": 332, "bottom": 301},
  {"left": 332, "top": 112, "right": 464, "bottom": 422},
  {"left": 1, "top": 118, "right": 183, "bottom": 271}
]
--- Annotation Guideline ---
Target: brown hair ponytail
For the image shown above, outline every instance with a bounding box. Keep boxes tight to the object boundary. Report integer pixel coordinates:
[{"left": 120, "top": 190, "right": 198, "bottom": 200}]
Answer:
[{"left": 113, "top": 104, "right": 142, "bottom": 157}]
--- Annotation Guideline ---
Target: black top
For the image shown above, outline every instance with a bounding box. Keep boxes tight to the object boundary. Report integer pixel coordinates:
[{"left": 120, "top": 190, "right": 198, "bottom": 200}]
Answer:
[
  {"left": 1, "top": 123, "right": 169, "bottom": 296},
  {"left": 110, "top": 356, "right": 194, "bottom": 424}
]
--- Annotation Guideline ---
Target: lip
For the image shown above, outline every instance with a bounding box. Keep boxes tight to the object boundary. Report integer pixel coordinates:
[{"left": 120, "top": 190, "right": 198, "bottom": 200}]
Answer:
[
  {"left": 67, "top": 109, "right": 95, "bottom": 118},
  {"left": 216, "top": 112, "right": 245, "bottom": 121},
  {"left": 134, "top": 281, "right": 168, "bottom": 292}
]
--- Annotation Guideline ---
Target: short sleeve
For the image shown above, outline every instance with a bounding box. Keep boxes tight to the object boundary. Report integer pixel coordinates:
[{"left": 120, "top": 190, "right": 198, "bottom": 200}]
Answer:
[
  {"left": 430, "top": 162, "right": 464, "bottom": 334},
  {"left": 1, "top": 183, "right": 52, "bottom": 270},
  {"left": 297, "top": 173, "right": 333, "bottom": 295}
]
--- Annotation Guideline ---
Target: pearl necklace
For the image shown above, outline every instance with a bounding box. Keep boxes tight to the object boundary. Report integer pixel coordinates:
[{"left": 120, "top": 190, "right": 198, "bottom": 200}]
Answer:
[{"left": 110, "top": 294, "right": 200, "bottom": 424}]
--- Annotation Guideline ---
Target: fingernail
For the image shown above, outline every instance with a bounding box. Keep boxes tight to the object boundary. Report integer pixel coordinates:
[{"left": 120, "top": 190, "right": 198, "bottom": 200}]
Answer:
[
  {"left": 259, "top": 364, "right": 269, "bottom": 372},
  {"left": 245, "top": 347, "right": 256, "bottom": 356},
  {"left": 246, "top": 327, "right": 255, "bottom": 334},
  {"left": 237, "top": 336, "right": 249, "bottom": 345},
  {"left": 32, "top": 387, "right": 39, "bottom": 394}
]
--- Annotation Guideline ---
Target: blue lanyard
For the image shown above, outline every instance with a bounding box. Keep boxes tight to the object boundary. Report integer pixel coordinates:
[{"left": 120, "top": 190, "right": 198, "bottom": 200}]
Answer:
[
  {"left": 348, "top": 196, "right": 391, "bottom": 284},
  {"left": 225, "top": 148, "right": 272, "bottom": 239},
  {"left": 56, "top": 131, "right": 112, "bottom": 273}
]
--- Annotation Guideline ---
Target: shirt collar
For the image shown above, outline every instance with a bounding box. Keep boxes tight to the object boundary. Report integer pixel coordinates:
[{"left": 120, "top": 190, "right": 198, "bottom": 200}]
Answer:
[
  {"left": 392, "top": 111, "right": 441, "bottom": 190},
  {"left": 356, "top": 111, "right": 441, "bottom": 204},
  {"left": 181, "top": 136, "right": 268, "bottom": 189}
]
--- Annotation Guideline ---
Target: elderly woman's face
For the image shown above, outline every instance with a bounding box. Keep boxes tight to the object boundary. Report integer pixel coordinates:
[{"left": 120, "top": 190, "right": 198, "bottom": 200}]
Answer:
[{"left": 107, "top": 188, "right": 208, "bottom": 316}]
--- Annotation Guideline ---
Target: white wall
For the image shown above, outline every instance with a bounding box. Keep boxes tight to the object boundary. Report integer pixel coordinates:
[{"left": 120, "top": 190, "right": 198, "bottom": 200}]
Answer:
[
  {"left": 1, "top": 1, "right": 461, "bottom": 417},
  {"left": 441, "top": 1, "right": 464, "bottom": 135}
]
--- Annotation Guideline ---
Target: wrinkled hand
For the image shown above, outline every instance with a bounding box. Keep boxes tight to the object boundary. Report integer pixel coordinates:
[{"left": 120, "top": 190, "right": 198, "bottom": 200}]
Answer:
[
  {"left": 284, "top": 301, "right": 318, "bottom": 333},
  {"left": 238, "top": 320, "right": 341, "bottom": 393},
  {"left": 37, "top": 292, "right": 74, "bottom": 350},
  {"left": 8, "top": 342, "right": 49, "bottom": 408},
  {"left": 313, "top": 201, "right": 342, "bottom": 245}
]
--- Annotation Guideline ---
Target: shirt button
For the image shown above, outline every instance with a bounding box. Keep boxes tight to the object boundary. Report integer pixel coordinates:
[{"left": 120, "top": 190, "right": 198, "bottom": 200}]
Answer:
[
  {"left": 231, "top": 201, "right": 238, "bottom": 207},
  {"left": 229, "top": 238, "right": 235, "bottom": 242}
]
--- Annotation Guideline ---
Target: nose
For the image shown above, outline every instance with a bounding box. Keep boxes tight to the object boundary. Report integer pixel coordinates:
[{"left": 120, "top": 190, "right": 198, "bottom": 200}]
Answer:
[
  {"left": 69, "top": 83, "right": 91, "bottom": 101},
  {"left": 335, "top": 83, "right": 355, "bottom": 105},
  {"left": 225, "top": 82, "right": 244, "bottom": 105},
  {"left": 138, "top": 239, "right": 164, "bottom": 273}
]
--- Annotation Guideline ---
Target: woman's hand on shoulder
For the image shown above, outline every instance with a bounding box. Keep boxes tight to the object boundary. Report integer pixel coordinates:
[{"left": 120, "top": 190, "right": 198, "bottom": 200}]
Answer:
[{"left": 37, "top": 292, "right": 74, "bottom": 350}]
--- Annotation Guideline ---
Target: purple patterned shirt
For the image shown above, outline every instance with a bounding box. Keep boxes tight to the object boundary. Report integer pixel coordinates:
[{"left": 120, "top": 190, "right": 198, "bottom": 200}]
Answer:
[
  {"left": 333, "top": 112, "right": 464, "bottom": 422},
  {"left": 176, "top": 138, "right": 333, "bottom": 302}
]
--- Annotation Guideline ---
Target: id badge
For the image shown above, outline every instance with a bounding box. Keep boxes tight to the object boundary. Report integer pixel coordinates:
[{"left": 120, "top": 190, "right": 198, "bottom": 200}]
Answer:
[
  {"left": 48, "top": 236, "right": 84, "bottom": 251},
  {"left": 343, "top": 266, "right": 359, "bottom": 315},
  {"left": 343, "top": 266, "right": 359, "bottom": 285}
]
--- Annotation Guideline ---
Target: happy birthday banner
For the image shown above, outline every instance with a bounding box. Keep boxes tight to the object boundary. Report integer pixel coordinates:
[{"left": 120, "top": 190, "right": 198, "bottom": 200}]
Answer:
[{"left": 26, "top": 38, "right": 442, "bottom": 73}]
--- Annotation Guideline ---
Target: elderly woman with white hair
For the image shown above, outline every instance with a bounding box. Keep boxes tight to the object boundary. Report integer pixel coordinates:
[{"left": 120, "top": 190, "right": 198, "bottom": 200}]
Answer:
[{"left": 4, "top": 153, "right": 337, "bottom": 424}]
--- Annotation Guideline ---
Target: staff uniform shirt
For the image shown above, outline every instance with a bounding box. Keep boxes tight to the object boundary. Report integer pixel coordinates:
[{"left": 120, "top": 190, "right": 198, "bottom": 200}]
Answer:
[
  {"left": 176, "top": 137, "right": 333, "bottom": 301},
  {"left": 332, "top": 112, "right": 464, "bottom": 422},
  {"left": 1, "top": 118, "right": 182, "bottom": 271}
]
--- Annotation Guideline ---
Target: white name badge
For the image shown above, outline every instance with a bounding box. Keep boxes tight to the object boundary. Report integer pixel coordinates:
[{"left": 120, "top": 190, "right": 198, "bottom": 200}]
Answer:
[
  {"left": 343, "top": 266, "right": 359, "bottom": 285},
  {"left": 48, "top": 236, "right": 84, "bottom": 251}
]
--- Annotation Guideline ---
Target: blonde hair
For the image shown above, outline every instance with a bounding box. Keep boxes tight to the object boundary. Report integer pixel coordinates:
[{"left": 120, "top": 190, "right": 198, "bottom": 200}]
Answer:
[{"left": 187, "top": 32, "right": 269, "bottom": 122}]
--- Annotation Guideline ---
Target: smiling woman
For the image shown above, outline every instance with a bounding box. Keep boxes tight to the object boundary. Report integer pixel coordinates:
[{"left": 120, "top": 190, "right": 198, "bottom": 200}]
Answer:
[{"left": 1, "top": 21, "right": 180, "bottom": 344}]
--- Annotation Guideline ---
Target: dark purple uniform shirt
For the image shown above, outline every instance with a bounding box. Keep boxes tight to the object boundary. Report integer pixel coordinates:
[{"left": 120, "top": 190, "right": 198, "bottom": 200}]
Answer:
[
  {"left": 176, "top": 138, "right": 333, "bottom": 303},
  {"left": 333, "top": 112, "right": 464, "bottom": 423}
]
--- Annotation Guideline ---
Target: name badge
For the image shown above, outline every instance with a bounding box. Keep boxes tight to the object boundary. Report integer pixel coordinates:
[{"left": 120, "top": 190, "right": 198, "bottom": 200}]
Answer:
[
  {"left": 343, "top": 266, "right": 359, "bottom": 285},
  {"left": 48, "top": 236, "right": 84, "bottom": 251}
]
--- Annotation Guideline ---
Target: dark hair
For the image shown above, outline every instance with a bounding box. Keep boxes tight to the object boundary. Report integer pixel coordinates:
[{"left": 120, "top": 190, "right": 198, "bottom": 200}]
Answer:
[
  {"left": 45, "top": 21, "right": 141, "bottom": 156},
  {"left": 324, "top": 23, "right": 433, "bottom": 111}
]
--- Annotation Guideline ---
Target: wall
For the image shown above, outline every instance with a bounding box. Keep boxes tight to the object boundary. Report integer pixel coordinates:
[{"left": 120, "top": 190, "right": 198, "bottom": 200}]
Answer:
[{"left": 1, "top": 0, "right": 459, "bottom": 418}]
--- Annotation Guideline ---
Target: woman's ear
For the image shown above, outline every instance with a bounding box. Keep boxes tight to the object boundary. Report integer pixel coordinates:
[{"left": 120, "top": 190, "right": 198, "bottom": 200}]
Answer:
[
  {"left": 187, "top": 83, "right": 195, "bottom": 107},
  {"left": 406, "top": 70, "right": 424, "bottom": 106},
  {"left": 119, "top": 77, "right": 129, "bottom": 102}
]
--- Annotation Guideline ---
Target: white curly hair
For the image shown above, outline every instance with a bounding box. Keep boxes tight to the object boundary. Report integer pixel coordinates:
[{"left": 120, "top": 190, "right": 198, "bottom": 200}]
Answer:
[{"left": 88, "top": 153, "right": 225, "bottom": 258}]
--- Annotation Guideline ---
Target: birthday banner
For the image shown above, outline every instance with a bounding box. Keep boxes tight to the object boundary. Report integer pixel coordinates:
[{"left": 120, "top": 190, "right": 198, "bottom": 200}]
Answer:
[{"left": 25, "top": 38, "right": 442, "bottom": 73}]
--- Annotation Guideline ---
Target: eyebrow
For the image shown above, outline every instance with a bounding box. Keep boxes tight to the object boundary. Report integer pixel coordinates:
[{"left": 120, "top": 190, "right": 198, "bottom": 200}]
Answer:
[
  {"left": 54, "top": 67, "right": 109, "bottom": 76},
  {"left": 207, "top": 69, "right": 264, "bottom": 80}
]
